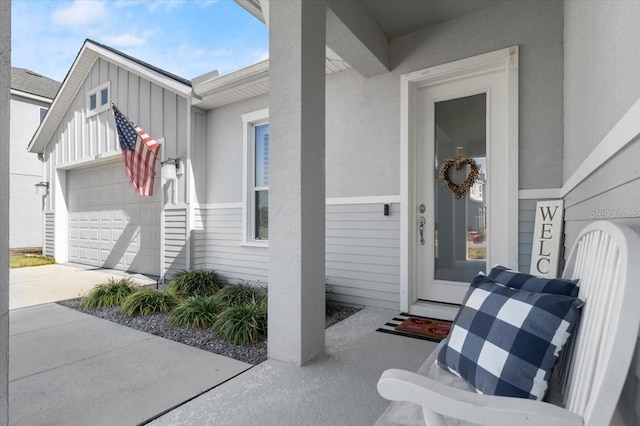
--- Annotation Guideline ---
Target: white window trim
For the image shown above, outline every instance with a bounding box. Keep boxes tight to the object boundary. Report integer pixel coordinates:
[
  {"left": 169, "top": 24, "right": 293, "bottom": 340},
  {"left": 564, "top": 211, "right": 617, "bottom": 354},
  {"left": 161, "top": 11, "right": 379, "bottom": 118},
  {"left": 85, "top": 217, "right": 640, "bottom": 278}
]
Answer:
[
  {"left": 86, "top": 81, "right": 111, "bottom": 117},
  {"left": 241, "top": 108, "right": 269, "bottom": 247}
]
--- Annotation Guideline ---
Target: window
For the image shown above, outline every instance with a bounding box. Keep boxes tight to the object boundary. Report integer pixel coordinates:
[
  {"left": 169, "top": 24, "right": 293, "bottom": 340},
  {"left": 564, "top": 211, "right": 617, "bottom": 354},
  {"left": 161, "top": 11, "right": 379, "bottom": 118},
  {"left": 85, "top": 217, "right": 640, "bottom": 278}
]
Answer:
[
  {"left": 39, "top": 107, "right": 48, "bottom": 123},
  {"left": 254, "top": 124, "right": 269, "bottom": 240},
  {"left": 87, "top": 82, "right": 110, "bottom": 117},
  {"left": 242, "top": 108, "right": 269, "bottom": 245}
]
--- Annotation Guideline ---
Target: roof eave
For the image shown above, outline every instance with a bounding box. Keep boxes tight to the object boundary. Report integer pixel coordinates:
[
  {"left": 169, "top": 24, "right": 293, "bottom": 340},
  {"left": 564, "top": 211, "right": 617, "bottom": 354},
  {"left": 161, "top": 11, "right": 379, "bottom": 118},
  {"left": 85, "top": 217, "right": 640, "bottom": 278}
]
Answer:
[
  {"left": 193, "top": 59, "right": 269, "bottom": 98},
  {"left": 10, "top": 88, "right": 54, "bottom": 104}
]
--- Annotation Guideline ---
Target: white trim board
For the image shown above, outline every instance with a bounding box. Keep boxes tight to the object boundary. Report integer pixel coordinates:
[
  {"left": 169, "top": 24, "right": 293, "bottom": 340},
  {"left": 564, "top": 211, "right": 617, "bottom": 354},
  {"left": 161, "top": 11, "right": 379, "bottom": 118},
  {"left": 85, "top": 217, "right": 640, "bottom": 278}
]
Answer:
[
  {"left": 198, "top": 196, "right": 401, "bottom": 211},
  {"left": 519, "top": 189, "right": 562, "bottom": 200},
  {"left": 326, "top": 195, "right": 400, "bottom": 205},
  {"left": 198, "top": 203, "right": 244, "bottom": 210},
  {"left": 55, "top": 151, "right": 121, "bottom": 170}
]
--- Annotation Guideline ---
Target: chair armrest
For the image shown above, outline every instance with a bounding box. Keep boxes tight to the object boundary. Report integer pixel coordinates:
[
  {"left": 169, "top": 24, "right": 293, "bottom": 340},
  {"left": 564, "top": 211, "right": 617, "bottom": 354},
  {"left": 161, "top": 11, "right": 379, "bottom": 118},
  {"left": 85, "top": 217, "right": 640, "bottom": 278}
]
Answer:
[{"left": 377, "top": 369, "right": 583, "bottom": 426}]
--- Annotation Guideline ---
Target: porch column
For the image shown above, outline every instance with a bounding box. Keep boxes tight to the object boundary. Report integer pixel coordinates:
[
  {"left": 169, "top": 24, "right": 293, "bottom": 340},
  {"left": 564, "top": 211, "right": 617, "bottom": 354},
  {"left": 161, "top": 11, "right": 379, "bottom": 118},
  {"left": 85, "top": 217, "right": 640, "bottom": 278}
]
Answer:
[
  {"left": 268, "top": 0, "right": 327, "bottom": 365},
  {"left": 0, "top": 0, "right": 10, "bottom": 422}
]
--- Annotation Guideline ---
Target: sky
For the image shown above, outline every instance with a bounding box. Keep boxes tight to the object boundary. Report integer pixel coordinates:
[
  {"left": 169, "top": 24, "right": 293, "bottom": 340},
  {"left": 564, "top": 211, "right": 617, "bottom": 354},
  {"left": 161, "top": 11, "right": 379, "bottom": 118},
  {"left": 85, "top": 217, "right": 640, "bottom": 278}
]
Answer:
[{"left": 11, "top": 0, "right": 269, "bottom": 83}]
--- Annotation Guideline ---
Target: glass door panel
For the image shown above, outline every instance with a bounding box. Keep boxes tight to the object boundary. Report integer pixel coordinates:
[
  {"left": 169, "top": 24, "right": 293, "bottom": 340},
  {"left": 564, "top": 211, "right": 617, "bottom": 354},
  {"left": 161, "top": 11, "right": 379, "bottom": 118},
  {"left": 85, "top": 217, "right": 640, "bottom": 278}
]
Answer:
[{"left": 433, "top": 94, "right": 487, "bottom": 283}]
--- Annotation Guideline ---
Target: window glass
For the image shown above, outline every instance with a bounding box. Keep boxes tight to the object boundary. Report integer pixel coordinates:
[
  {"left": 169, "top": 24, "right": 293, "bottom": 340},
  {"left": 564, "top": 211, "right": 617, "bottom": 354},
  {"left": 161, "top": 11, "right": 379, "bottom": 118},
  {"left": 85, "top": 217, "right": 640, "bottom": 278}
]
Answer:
[
  {"left": 89, "top": 94, "right": 97, "bottom": 110},
  {"left": 255, "top": 124, "right": 269, "bottom": 188},
  {"left": 254, "top": 123, "right": 269, "bottom": 240},
  {"left": 100, "top": 88, "right": 109, "bottom": 106},
  {"left": 255, "top": 190, "right": 268, "bottom": 240}
]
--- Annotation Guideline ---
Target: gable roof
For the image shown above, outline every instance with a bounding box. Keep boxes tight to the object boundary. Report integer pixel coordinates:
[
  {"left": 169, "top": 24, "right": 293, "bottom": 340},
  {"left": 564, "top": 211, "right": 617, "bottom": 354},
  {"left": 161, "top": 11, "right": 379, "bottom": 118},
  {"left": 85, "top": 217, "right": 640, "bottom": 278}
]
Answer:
[
  {"left": 28, "top": 39, "right": 192, "bottom": 153},
  {"left": 11, "top": 67, "right": 61, "bottom": 100}
]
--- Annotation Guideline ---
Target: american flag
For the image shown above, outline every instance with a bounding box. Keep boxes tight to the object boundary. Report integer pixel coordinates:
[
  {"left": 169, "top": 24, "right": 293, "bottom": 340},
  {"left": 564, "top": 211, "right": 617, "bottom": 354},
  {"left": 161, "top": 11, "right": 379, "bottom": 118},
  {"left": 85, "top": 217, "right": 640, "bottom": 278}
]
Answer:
[{"left": 113, "top": 105, "right": 160, "bottom": 196}]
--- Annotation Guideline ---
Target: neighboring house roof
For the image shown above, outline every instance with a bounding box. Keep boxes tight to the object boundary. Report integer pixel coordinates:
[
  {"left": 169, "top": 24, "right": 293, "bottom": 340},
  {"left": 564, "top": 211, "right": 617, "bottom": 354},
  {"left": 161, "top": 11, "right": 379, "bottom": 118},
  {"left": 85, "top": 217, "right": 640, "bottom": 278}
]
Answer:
[
  {"left": 28, "top": 39, "right": 193, "bottom": 154},
  {"left": 11, "top": 67, "right": 61, "bottom": 100}
]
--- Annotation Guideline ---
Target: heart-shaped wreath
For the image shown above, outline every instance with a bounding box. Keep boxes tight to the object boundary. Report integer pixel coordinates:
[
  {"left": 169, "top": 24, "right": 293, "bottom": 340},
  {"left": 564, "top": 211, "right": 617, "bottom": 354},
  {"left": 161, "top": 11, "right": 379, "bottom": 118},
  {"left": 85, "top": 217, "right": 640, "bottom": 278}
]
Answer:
[{"left": 438, "top": 155, "right": 480, "bottom": 199}]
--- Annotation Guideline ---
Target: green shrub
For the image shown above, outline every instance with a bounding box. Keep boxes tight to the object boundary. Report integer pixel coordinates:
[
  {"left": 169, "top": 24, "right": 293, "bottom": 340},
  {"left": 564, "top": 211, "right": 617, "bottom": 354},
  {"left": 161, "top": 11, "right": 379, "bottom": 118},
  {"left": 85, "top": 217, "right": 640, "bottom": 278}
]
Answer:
[
  {"left": 166, "top": 269, "right": 228, "bottom": 298},
  {"left": 213, "top": 300, "right": 267, "bottom": 346},
  {"left": 121, "top": 289, "right": 178, "bottom": 317},
  {"left": 213, "top": 282, "right": 263, "bottom": 308},
  {"left": 169, "top": 296, "right": 222, "bottom": 328},
  {"left": 82, "top": 278, "right": 138, "bottom": 309}
]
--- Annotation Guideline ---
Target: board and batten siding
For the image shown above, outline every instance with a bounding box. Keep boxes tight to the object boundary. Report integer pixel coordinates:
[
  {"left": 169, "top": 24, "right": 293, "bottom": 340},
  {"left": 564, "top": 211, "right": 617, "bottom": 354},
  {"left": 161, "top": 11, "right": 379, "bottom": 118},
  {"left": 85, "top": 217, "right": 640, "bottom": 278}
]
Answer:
[
  {"left": 43, "top": 211, "right": 55, "bottom": 258},
  {"left": 43, "top": 57, "right": 189, "bottom": 206},
  {"left": 163, "top": 207, "right": 187, "bottom": 280}
]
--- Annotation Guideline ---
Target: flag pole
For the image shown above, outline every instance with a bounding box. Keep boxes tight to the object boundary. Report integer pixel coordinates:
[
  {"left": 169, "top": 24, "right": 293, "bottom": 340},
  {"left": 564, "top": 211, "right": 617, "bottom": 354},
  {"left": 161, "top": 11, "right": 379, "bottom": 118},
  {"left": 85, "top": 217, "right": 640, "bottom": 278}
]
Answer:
[{"left": 111, "top": 101, "right": 160, "bottom": 163}]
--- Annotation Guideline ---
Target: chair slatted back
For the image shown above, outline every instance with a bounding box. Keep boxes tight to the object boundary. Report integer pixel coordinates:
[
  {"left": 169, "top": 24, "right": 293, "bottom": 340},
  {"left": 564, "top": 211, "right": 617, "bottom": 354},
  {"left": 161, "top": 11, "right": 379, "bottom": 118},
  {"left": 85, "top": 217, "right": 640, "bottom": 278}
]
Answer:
[{"left": 559, "top": 221, "right": 640, "bottom": 426}]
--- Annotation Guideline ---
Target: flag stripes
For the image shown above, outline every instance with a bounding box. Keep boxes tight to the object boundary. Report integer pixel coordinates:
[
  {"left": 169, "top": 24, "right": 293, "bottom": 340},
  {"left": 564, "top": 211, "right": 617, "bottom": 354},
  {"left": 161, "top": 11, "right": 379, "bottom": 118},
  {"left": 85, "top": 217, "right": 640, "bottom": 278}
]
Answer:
[{"left": 112, "top": 104, "right": 160, "bottom": 196}]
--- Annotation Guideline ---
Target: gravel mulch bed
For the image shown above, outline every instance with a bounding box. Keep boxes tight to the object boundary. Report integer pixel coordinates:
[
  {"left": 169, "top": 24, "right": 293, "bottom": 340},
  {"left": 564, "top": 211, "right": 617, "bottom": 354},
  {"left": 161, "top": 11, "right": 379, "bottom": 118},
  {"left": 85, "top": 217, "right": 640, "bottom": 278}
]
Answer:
[{"left": 59, "top": 299, "right": 360, "bottom": 365}]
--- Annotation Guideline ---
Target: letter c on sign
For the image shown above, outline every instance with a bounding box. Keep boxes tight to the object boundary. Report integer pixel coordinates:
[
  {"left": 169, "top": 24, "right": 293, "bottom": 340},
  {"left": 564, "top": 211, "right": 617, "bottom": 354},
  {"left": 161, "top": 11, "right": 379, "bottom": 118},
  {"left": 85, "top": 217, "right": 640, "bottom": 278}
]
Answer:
[{"left": 536, "top": 258, "right": 550, "bottom": 275}]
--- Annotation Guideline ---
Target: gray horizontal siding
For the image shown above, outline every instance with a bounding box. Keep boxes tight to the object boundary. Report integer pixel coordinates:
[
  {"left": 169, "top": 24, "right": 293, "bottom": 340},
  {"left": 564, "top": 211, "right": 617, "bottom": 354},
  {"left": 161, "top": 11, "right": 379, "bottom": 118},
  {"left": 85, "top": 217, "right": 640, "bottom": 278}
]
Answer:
[
  {"left": 43, "top": 211, "right": 55, "bottom": 258},
  {"left": 193, "top": 207, "right": 269, "bottom": 283},
  {"left": 164, "top": 208, "right": 187, "bottom": 280},
  {"left": 326, "top": 202, "right": 400, "bottom": 310},
  {"left": 193, "top": 202, "right": 401, "bottom": 310},
  {"left": 192, "top": 201, "right": 540, "bottom": 312},
  {"left": 518, "top": 199, "right": 537, "bottom": 273},
  {"left": 562, "top": 139, "right": 640, "bottom": 425}
]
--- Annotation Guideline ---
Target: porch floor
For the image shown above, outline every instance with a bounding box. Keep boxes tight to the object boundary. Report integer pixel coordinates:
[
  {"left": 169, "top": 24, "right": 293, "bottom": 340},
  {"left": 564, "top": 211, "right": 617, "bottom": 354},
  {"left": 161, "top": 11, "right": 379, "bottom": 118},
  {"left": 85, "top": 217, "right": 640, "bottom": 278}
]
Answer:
[{"left": 150, "top": 308, "right": 438, "bottom": 426}]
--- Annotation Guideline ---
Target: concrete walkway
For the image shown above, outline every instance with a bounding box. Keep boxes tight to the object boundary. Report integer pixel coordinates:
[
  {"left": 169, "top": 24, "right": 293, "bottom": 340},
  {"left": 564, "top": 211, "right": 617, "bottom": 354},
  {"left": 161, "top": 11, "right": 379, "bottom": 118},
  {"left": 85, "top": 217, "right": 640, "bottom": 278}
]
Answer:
[
  {"left": 9, "top": 264, "right": 252, "bottom": 425},
  {"left": 151, "top": 308, "right": 437, "bottom": 426}
]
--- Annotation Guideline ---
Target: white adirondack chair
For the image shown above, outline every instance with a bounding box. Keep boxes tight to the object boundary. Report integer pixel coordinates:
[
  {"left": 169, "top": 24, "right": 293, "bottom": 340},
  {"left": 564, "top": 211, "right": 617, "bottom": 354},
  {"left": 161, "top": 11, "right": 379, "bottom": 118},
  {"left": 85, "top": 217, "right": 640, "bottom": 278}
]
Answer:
[{"left": 377, "top": 221, "right": 640, "bottom": 426}]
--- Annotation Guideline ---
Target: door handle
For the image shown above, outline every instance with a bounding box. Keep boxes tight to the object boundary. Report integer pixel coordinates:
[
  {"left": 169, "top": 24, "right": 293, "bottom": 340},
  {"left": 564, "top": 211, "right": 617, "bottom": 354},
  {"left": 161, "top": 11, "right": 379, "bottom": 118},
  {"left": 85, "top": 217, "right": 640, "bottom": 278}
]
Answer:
[{"left": 419, "top": 216, "right": 425, "bottom": 246}]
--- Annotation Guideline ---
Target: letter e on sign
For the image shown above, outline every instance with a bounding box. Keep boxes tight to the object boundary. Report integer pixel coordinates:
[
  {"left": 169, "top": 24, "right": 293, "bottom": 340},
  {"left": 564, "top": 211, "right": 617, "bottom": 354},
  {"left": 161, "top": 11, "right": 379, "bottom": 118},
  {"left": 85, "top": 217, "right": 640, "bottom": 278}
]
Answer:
[{"left": 530, "top": 200, "right": 564, "bottom": 278}]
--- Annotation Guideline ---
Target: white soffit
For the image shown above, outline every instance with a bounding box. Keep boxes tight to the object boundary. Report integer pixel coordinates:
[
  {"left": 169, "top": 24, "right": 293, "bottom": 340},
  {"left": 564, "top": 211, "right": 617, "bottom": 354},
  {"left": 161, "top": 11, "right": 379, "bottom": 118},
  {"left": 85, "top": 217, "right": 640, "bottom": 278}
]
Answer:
[{"left": 192, "top": 46, "right": 350, "bottom": 110}]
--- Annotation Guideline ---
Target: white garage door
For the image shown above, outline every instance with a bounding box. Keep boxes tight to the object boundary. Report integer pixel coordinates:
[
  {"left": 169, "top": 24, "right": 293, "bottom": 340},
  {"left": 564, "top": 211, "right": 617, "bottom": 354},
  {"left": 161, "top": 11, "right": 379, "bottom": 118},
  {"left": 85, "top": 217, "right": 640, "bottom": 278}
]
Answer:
[{"left": 67, "top": 161, "right": 161, "bottom": 276}]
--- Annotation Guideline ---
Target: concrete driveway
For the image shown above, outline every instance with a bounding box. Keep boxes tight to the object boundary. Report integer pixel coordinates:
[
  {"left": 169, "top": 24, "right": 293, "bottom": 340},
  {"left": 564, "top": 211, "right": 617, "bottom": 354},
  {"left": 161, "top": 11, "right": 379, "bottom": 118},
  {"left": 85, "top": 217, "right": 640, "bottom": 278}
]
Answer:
[
  {"left": 9, "top": 264, "right": 253, "bottom": 425},
  {"left": 10, "top": 263, "right": 156, "bottom": 309}
]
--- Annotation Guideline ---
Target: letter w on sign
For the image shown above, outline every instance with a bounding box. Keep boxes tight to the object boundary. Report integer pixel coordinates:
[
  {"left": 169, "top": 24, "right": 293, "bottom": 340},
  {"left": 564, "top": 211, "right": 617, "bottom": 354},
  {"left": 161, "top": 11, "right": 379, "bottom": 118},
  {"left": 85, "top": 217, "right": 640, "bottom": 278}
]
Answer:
[{"left": 530, "top": 200, "right": 564, "bottom": 277}]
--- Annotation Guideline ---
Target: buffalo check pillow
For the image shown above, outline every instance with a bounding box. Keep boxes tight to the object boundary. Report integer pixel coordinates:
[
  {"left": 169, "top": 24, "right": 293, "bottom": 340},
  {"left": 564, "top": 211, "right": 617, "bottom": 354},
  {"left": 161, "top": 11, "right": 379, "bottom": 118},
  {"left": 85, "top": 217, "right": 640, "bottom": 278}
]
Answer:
[
  {"left": 437, "top": 275, "right": 583, "bottom": 400},
  {"left": 487, "top": 265, "right": 579, "bottom": 297}
]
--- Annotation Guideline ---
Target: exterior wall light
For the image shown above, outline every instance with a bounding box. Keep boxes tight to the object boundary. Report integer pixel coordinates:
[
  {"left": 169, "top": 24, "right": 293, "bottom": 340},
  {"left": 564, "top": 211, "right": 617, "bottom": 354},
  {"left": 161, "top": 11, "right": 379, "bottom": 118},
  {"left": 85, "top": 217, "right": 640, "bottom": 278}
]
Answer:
[
  {"left": 35, "top": 181, "right": 49, "bottom": 196},
  {"left": 161, "top": 157, "right": 182, "bottom": 180}
]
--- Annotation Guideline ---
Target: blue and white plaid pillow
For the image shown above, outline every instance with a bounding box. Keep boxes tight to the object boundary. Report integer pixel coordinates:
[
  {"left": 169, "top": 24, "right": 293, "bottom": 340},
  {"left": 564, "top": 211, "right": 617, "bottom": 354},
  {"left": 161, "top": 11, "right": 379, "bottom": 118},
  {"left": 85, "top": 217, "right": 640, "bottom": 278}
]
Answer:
[
  {"left": 488, "top": 265, "right": 579, "bottom": 297},
  {"left": 437, "top": 275, "right": 584, "bottom": 400}
]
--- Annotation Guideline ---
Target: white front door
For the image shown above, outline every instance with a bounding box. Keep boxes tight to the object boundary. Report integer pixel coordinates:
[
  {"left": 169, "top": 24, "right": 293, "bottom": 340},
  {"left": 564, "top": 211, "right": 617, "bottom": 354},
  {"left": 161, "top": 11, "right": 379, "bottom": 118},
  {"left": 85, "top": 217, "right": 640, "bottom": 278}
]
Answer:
[{"left": 401, "top": 47, "right": 519, "bottom": 313}]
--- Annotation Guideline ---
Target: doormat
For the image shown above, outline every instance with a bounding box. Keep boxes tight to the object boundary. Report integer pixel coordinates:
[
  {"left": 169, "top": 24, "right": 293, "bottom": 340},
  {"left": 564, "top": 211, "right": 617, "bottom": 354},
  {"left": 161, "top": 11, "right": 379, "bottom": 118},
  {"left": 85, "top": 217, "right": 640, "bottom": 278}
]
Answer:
[{"left": 376, "top": 313, "right": 452, "bottom": 342}]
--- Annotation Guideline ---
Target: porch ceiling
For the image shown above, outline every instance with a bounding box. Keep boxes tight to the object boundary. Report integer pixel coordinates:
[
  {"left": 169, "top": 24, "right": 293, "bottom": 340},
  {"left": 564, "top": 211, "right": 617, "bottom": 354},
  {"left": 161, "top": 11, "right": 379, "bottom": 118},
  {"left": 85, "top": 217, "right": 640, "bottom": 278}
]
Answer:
[
  {"left": 234, "top": 0, "right": 504, "bottom": 80},
  {"left": 363, "top": 0, "right": 504, "bottom": 39},
  {"left": 236, "top": 0, "right": 504, "bottom": 40}
]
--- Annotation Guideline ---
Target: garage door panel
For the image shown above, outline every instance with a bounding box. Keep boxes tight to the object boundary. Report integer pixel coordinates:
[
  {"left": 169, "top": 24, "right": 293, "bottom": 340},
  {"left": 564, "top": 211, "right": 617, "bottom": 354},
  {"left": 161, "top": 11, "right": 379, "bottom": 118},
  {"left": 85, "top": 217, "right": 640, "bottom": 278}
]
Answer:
[
  {"left": 100, "top": 229, "right": 111, "bottom": 242},
  {"left": 113, "top": 211, "right": 124, "bottom": 222},
  {"left": 89, "top": 248, "right": 99, "bottom": 262},
  {"left": 68, "top": 161, "right": 160, "bottom": 276}
]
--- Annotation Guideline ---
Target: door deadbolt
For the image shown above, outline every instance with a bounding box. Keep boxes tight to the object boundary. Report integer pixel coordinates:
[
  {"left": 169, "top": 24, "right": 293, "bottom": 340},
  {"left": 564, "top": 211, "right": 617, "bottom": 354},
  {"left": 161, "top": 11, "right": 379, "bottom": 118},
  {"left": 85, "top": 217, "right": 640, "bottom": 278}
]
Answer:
[{"left": 419, "top": 204, "right": 426, "bottom": 214}]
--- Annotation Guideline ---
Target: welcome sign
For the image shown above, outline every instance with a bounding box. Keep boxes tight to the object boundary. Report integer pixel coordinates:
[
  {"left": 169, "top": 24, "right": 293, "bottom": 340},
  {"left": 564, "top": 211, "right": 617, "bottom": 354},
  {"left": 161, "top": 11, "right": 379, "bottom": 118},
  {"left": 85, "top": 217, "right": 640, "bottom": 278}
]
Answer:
[{"left": 530, "top": 200, "right": 564, "bottom": 278}]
